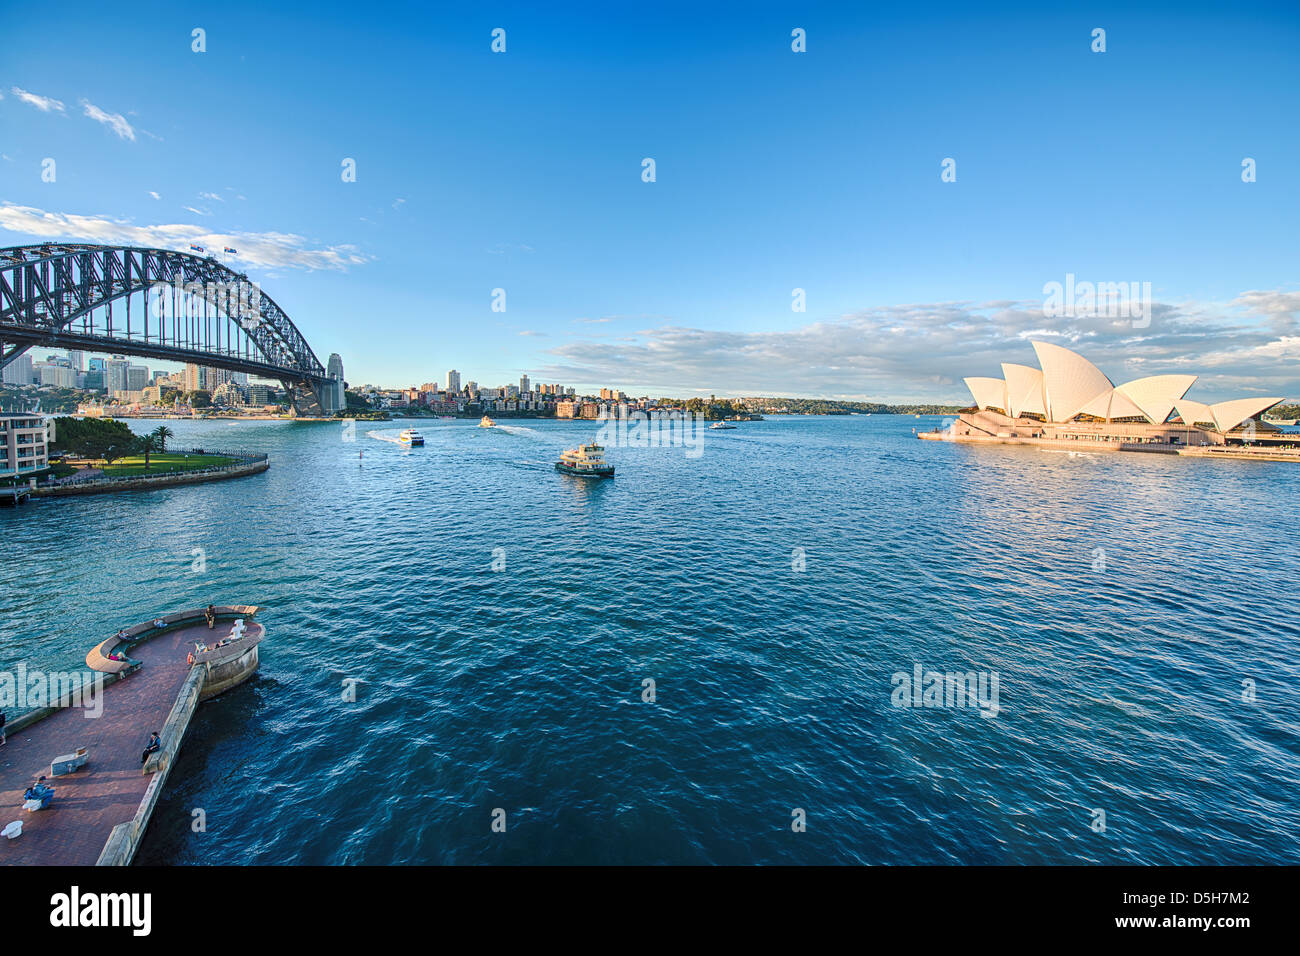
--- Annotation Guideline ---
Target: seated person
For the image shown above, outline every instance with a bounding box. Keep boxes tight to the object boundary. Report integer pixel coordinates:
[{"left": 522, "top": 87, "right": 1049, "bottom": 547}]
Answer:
[
  {"left": 24, "top": 776, "right": 54, "bottom": 809},
  {"left": 140, "top": 732, "right": 161, "bottom": 765},
  {"left": 152, "top": 618, "right": 165, "bottom": 629}
]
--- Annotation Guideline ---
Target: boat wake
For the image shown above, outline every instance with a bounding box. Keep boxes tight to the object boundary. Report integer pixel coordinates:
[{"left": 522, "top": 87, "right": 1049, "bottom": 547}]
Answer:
[{"left": 493, "top": 424, "right": 543, "bottom": 439}]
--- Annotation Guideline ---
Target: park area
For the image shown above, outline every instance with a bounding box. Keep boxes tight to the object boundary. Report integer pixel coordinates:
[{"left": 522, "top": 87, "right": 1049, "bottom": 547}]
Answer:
[{"left": 97, "top": 452, "right": 236, "bottom": 477}]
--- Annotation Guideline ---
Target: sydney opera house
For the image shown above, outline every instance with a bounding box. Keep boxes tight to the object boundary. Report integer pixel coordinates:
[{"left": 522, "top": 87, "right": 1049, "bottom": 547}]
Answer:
[{"left": 928, "top": 341, "right": 1294, "bottom": 456}]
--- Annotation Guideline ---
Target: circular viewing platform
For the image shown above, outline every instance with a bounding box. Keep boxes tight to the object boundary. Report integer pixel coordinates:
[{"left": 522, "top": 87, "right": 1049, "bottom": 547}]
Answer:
[{"left": 1, "top": 605, "right": 265, "bottom": 866}]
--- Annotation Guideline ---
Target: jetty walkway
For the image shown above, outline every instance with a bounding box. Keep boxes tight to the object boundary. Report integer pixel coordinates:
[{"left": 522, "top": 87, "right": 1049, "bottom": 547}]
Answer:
[{"left": 0, "top": 606, "right": 264, "bottom": 865}]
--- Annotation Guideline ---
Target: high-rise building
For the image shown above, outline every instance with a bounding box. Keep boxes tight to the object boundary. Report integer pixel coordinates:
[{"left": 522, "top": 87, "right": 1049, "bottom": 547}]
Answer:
[
  {"left": 67, "top": 350, "right": 84, "bottom": 372},
  {"left": 127, "top": 365, "right": 149, "bottom": 391},
  {"left": 88, "top": 357, "right": 106, "bottom": 373},
  {"left": 519, "top": 374, "right": 530, "bottom": 394},
  {"left": 2, "top": 354, "right": 34, "bottom": 385},
  {"left": 105, "top": 356, "right": 130, "bottom": 393},
  {"left": 446, "top": 369, "right": 461, "bottom": 393},
  {"left": 38, "top": 365, "right": 78, "bottom": 388}
]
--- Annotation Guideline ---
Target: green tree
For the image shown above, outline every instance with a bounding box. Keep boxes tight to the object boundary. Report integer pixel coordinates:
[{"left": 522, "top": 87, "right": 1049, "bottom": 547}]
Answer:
[
  {"left": 138, "top": 432, "right": 160, "bottom": 470},
  {"left": 49, "top": 417, "right": 137, "bottom": 463},
  {"left": 151, "top": 425, "right": 174, "bottom": 453}
]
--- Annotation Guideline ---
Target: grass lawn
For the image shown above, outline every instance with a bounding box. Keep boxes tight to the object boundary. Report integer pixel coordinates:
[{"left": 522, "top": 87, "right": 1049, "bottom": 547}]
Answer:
[{"left": 99, "top": 453, "right": 236, "bottom": 477}]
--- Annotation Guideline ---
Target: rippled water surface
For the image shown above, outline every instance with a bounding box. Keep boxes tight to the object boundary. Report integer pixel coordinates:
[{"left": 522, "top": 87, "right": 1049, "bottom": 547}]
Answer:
[{"left": 2, "top": 415, "right": 1297, "bottom": 864}]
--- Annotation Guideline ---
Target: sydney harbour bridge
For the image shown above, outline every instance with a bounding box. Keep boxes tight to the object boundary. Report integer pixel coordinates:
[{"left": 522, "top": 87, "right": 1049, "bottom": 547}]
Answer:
[{"left": 0, "top": 243, "right": 337, "bottom": 415}]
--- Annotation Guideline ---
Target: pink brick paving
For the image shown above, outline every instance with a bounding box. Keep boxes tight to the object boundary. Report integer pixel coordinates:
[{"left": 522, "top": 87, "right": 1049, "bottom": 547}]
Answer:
[{"left": 0, "top": 622, "right": 211, "bottom": 866}]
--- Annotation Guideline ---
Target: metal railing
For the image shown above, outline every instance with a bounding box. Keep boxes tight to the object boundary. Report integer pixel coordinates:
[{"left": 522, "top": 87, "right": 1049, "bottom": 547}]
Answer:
[{"left": 38, "top": 449, "right": 268, "bottom": 487}]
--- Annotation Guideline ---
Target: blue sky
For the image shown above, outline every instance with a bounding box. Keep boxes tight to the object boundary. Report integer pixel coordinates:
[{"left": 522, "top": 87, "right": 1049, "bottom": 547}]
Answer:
[{"left": 2, "top": 1, "right": 1298, "bottom": 402}]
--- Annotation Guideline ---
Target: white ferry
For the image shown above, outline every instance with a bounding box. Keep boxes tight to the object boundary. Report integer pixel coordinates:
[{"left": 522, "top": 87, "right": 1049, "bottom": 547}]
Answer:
[
  {"left": 399, "top": 428, "right": 425, "bottom": 446},
  {"left": 479, "top": 416, "right": 496, "bottom": 428},
  {"left": 556, "top": 443, "right": 614, "bottom": 478}
]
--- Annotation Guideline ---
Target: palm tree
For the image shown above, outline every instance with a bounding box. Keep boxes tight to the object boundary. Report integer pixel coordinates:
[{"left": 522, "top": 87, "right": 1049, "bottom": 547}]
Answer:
[
  {"left": 139, "top": 432, "right": 160, "bottom": 471},
  {"left": 151, "top": 425, "right": 174, "bottom": 453}
]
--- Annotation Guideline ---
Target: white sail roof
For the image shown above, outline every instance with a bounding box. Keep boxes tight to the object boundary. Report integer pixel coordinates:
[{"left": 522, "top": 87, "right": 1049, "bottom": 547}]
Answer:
[
  {"left": 964, "top": 377, "right": 1007, "bottom": 412},
  {"left": 1175, "top": 399, "right": 1217, "bottom": 428},
  {"left": 1032, "top": 341, "right": 1114, "bottom": 423},
  {"left": 1210, "top": 397, "right": 1284, "bottom": 431},
  {"left": 964, "top": 343, "right": 1284, "bottom": 433},
  {"left": 1114, "top": 375, "right": 1197, "bottom": 425},
  {"left": 1001, "top": 363, "right": 1046, "bottom": 417}
]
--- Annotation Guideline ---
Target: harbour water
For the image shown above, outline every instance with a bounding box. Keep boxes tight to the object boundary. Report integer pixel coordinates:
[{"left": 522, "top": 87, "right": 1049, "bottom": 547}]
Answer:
[{"left": 2, "top": 415, "right": 1297, "bottom": 864}]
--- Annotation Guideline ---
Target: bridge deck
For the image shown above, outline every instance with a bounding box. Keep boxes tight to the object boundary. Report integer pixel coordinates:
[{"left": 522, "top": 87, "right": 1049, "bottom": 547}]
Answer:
[{"left": 0, "top": 623, "right": 206, "bottom": 866}]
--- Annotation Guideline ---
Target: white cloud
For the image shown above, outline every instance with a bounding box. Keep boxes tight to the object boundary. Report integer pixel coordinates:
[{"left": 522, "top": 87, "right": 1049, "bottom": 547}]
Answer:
[
  {"left": 182, "top": 206, "right": 211, "bottom": 217},
  {"left": 199, "top": 191, "right": 224, "bottom": 202},
  {"left": 148, "top": 191, "right": 161, "bottom": 200},
  {"left": 0, "top": 203, "right": 373, "bottom": 272},
  {"left": 80, "top": 100, "right": 135, "bottom": 140},
  {"left": 531, "top": 298, "right": 1300, "bottom": 402},
  {"left": 11, "top": 87, "right": 65, "bottom": 112}
]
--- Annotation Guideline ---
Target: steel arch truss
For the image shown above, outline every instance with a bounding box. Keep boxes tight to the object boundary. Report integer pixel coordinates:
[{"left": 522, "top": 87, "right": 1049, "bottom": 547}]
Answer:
[{"left": 0, "top": 243, "right": 330, "bottom": 409}]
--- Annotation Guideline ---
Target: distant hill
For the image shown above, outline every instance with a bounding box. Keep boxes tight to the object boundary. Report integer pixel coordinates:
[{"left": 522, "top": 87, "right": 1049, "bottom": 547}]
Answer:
[{"left": 741, "top": 397, "right": 965, "bottom": 416}]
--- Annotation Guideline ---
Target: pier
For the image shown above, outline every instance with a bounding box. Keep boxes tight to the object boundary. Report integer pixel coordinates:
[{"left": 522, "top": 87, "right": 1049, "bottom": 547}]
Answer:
[{"left": 0, "top": 606, "right": 264, "bottom": 866}]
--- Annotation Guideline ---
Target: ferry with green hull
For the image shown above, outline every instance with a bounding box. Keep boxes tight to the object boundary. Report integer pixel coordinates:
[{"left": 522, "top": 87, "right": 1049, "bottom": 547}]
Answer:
[{"left": 556, "top": 443, "right": 614, "bottom": 478}]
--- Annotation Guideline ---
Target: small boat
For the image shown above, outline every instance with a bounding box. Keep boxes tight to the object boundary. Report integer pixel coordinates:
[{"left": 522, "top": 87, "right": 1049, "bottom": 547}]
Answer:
[
  {"left": 399, "top": 428, "right": 424, "bottom": 446},
  {"left": 556, "top": 443, "right": 614, "bottom": 478},
  {"left": 479, "top": 416, "right": 496, "bottom": 428},
  {"left": 709, "top": 421, "right": 737, "bottom": 430}
]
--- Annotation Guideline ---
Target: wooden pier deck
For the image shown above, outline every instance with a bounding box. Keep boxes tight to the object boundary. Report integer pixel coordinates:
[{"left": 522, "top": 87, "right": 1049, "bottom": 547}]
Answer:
[{"left": 0, "top": 612, "right": 262, "bottom": 866}]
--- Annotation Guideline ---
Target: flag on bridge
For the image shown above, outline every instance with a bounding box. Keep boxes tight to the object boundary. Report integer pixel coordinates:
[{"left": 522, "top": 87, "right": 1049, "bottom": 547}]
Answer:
[
  {"left": 190, "top": 244, "right": 204, "bottom": 252},
  {"left": 224, "top": 247, "right": 237, "bottom": 254}
]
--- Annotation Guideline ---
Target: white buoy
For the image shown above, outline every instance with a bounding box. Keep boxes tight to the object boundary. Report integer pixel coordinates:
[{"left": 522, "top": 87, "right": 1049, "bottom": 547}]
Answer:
[{"left": 2, "top": 820, "right": 21, "bottom": 839}]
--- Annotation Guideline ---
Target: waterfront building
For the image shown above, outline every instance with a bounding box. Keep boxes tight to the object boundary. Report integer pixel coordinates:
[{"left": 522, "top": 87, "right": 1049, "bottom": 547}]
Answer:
[
  {"left": 519, "top": 374, "right": 530, "bottom": 394},
  {"left": 212, "top": 382, "right": 247, "bottom": 407},
  {"left": 951, "top": 341, "right": 1286, "bottom": 448},
  {"left": 0, "top": 413, "right": 48, "bottom": 479},
  {"left": 446, "top": 369, "right": 461, "bottom": 393}
]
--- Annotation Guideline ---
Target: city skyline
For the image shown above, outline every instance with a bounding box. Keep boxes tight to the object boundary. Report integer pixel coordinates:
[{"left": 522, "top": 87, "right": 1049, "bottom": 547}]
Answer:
[{"left": 2, "top": 3, "right": 1298, "bottom": 403}]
